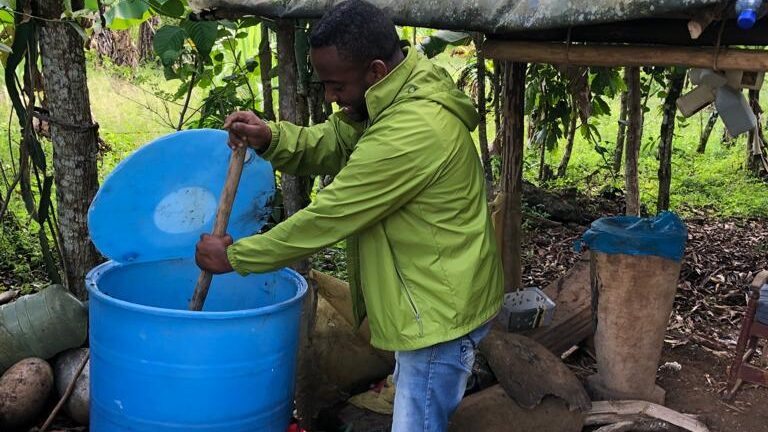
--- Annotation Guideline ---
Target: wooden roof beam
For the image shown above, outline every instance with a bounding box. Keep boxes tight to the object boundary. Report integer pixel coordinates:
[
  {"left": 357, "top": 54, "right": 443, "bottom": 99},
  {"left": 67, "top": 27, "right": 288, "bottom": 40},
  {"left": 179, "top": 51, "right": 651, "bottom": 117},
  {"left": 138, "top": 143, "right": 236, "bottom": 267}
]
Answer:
[{"left": 484, "top": 40, "right": 768, "bottom": 71}]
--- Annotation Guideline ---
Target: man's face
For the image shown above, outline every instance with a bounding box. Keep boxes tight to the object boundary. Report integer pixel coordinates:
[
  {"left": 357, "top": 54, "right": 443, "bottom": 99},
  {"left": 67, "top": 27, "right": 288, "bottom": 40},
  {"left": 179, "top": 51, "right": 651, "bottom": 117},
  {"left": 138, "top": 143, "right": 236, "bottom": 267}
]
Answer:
[{"left": 310, "top": 46, "right": 375, "bottom": 122}]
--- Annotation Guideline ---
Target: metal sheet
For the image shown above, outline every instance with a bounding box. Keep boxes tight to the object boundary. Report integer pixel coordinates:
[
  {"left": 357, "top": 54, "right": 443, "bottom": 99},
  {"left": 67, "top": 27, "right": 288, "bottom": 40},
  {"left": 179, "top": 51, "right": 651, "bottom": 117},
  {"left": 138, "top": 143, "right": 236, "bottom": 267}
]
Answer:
[{"left": 190, "top": 0, "right": 726, "bottom": 33}]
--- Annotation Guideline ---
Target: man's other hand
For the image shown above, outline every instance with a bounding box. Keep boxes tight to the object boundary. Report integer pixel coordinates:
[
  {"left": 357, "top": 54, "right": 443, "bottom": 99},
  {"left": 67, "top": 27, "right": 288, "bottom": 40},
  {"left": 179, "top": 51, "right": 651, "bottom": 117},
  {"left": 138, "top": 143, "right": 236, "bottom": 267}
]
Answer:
[
  {"left": 195, "top": 233, "right": 235, "bottom": 274},
  {"left": 223, "top": 111, "right": 272, "bottom": 151}
]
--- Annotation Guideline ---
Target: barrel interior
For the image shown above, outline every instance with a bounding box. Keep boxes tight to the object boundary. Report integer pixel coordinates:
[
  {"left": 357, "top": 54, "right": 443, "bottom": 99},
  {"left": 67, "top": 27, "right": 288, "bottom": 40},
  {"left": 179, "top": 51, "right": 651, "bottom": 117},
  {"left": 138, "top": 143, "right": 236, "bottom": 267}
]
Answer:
[{"left": 92, "top": 258, "right": 295, "bottom": 312}]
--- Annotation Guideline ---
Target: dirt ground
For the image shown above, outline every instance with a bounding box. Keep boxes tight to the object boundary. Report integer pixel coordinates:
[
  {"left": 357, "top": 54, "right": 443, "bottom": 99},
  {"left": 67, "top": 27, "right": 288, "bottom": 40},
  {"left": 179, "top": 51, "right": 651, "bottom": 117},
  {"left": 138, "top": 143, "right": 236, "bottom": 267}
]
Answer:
[{"left": 658, "top": 344, "right": 768, "bottom": 432}]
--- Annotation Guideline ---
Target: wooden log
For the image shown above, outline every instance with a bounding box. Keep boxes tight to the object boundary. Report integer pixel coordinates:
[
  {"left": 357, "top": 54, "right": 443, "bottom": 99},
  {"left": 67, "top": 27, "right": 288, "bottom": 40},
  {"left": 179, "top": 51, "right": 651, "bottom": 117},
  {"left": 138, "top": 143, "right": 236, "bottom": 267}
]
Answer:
[
  {"left": 586, "top": 400, "right": 710, "bottom": 432},
  {"left": 484, "top": 40, "right": 768, "bottom": 71},
  {"left": 449, "top": 386, "right": 584, "bottom": 432},
  {"left": 521, "top": 253, "right": 593, "bottom": 356},
  {"left": 595, "top": 420, "right": 683, "bottom": 432}
]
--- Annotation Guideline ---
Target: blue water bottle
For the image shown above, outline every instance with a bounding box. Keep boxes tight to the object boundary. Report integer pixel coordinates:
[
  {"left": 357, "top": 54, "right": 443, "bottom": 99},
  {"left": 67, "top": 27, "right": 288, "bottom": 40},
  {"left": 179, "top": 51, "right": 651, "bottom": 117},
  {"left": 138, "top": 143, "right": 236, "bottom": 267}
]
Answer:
[{"left": 736, "top": 0, "right": 763, "bottom": 29}]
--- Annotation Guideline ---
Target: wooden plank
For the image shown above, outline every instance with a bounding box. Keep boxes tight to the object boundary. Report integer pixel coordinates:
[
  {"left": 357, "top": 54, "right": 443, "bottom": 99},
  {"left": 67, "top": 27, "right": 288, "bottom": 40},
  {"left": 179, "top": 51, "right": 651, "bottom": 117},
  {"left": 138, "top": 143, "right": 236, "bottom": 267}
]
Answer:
[
  {"left": 522, "top": 254, "right": 593, "bottom": 356},
  {"left": 484, "top": 40, "right": 768, "bottom": 71}
]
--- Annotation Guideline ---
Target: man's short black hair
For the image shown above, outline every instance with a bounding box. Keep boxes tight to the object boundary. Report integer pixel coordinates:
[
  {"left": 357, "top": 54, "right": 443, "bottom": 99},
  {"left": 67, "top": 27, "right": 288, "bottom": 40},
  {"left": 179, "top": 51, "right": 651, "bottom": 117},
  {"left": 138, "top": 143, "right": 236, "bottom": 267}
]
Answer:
[{"left": 309, "top": 1, "right": 400, "bottom": 65}]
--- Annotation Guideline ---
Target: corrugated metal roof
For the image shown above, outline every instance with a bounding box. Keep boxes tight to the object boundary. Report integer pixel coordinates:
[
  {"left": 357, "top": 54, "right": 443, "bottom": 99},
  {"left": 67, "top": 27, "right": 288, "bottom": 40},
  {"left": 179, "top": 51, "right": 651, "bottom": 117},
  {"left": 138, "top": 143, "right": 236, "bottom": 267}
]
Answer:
[{"left": 189, "top": 0, "right": 728, "bottom": 33}]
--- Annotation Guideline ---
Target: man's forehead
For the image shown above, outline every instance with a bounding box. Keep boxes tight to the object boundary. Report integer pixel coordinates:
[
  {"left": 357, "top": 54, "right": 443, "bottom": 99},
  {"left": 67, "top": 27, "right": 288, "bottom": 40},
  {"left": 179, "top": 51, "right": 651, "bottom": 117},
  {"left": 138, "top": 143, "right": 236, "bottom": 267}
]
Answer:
[{"left": 311, "top": 46, "right": 361, "bottom": 74}]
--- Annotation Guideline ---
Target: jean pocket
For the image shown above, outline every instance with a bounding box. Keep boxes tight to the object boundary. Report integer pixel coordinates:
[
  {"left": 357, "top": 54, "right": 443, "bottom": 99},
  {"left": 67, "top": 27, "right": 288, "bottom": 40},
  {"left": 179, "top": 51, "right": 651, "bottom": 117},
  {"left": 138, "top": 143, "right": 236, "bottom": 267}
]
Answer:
[{"left": 459, "top": 338, "right": 475, "bottom": 372}]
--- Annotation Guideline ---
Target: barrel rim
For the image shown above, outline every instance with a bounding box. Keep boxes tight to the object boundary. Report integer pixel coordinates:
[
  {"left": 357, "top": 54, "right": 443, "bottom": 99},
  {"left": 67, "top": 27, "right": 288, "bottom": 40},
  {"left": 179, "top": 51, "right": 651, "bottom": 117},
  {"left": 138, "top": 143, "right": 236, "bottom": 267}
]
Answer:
[{"left": 85, "top": 260, "right": 307, "bottom": 319}]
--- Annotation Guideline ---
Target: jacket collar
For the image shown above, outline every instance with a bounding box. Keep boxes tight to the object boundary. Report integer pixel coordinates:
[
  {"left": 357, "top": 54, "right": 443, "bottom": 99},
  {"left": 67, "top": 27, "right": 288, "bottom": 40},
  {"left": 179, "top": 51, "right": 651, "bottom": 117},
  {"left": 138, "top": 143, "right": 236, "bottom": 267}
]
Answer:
[{"left": 364, "top": 43, "right": 417, "bottom": 123}]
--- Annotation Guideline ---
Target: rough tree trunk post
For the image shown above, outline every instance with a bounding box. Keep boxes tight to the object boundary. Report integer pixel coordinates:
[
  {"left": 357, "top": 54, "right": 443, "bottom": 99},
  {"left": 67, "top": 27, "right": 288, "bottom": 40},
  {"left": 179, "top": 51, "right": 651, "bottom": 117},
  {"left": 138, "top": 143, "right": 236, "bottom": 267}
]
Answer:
[
  {"left": 93, "top": 27, "right": 138, "bottom": 68},
  {"left": 697, "top": 110, "right": 718, "bottom": 154},
  {"left": 474, "top": 34, "right": 493, "bottom": 194},
  {"left": 747, "top": 89, "right": 768, "bottom": 176},
  {"left": 556, "top": 109, "right": 578, "bottom": 179},
  {"left": 501, "top": 62, "right": 526, "bottom": 292},
  {"left": 276, "top": 19, "right": 317, "bottom": 429},
  {"left": 613, "top": 74, "right": 629, "bottom": 173},
  {"left": 37, "top": 0, "right": 100, "bottom": 300},
  {"left": 138, "top": 16, "right": 159, "bottom": 63},
  {"left": 624, "top": 67, "right": 642, "bottom": 216},
  {"left": 493, "top": 60, "right": 501, "bottom": 142},
  {"left": 259, "top": 24, "right": 276, "bottom": 121},
  {"left": 657, "top": 69, "right": 686, "bottom": 212}
]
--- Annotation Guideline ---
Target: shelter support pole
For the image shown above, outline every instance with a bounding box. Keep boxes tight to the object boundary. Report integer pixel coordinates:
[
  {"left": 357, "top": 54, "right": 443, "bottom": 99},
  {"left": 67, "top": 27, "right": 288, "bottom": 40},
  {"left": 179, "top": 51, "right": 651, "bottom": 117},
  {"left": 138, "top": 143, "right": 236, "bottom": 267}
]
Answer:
[
  {"left": 484, "top": 40, "right": 768, "bottom": 72},
  {"left": 277, "top": 19, "right": 317, "bottom": 429},
  {"left": 624, "top": 67, "right": 642, "bottom": 216},
  {"left": 500, "top": 62, "right": 526, "bottom": 292}
]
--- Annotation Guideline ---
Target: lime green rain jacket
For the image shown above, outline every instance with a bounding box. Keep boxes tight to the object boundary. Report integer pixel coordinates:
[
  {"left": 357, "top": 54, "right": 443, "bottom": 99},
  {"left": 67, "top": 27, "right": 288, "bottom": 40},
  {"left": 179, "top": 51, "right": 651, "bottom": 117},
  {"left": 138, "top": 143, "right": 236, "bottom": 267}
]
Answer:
[{"left": 227, "top": 46, "right": 504, "bottom": 351}]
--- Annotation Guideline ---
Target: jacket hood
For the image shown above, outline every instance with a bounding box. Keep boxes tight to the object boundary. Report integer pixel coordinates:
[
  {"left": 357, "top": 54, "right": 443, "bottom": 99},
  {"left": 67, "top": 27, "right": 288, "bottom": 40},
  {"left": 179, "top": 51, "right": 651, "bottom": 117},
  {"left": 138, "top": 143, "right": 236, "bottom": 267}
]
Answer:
[{"left": 364, "top": 44, "right": 479, "bottom": 131}]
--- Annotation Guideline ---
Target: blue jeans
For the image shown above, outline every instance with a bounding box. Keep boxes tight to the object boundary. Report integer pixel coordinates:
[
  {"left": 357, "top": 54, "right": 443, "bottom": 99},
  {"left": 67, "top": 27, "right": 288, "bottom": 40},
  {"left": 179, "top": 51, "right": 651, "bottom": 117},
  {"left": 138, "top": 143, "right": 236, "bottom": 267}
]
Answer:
[{"left": 391, "top": 322, "right": 491, "bottom": 432}]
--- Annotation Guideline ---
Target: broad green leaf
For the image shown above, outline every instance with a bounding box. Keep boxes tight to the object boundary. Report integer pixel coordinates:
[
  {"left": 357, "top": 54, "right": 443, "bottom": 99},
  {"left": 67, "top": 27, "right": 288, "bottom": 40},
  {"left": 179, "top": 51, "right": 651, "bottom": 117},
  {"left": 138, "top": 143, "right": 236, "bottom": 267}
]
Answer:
[
  {"left": 417, "top": 30, "right": 470, "bottom": 58},
  {"left": 153, "top": 25, "right": 186, "bottom": 66},
  {"left": 148, "top": 0, "right": 185, "bottom": 18},
  {"left": 67, "top": 21, "right": 89, "bottom": 43},
  {"left": 84, "top": 0, "right": 98, "bottom": 10},
  {"left": 0, "top": 8, "right": 13, "bottom": 24},
  {"left": 105, "top": 0, "right": 151, "bottom": 30},
  {"left": 182, "top": 19, "right": 217, "bottom": 60}
]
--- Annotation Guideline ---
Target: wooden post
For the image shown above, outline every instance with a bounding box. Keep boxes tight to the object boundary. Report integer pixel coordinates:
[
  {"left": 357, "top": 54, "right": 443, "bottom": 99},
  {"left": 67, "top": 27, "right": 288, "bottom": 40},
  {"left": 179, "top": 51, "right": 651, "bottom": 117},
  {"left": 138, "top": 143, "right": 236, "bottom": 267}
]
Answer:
[
  {"left": 657, "top": 68, "right": 686, "bottom": 212},
  {"left": 613, "top": 71, "right": 629, "bottom": 174},
  {"left": 624, "top": 67, "right": 641, "bottom": 216},
  {"left": 474, "top": 33, "right": 493, "bottom": 192},
  {"left": 276, "top": 19, "right": 317, "bottom": 428},
  {"left": 501, "top": 62, "right": 526, "bottom": 292},
  {"left": 259, "top": 23, "right": 275, "bottom": 121}
]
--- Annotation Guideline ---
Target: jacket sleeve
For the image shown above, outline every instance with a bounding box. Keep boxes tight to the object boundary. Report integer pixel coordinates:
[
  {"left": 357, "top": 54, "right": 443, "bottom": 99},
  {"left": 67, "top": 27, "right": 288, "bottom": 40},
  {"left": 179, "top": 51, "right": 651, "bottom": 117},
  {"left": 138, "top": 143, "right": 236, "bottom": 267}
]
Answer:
[
  {"left": 261, "top": 113, "right": 364, "bottom": 176},
  {"left": 227, "top": 113, "right": 444, "bottom": 274}
]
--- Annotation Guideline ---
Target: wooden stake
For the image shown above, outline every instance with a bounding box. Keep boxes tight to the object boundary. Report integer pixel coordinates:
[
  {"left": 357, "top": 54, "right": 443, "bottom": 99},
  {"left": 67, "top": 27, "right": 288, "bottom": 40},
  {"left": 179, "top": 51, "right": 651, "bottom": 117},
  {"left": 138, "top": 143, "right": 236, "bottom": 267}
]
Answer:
[
  {"left": 188, "top": 147, "right": 247, "bottom": 311},
  {"left": 484, "top": 40, "right": 768, "bottom": 72}
]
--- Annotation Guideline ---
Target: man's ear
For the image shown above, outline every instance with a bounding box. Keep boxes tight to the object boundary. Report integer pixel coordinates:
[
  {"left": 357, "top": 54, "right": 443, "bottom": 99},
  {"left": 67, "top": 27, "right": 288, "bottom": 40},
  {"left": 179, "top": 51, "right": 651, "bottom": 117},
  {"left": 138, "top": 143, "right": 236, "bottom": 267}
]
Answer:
[{"left": 367, "top": 59, "right": 389, "bottom": 85}]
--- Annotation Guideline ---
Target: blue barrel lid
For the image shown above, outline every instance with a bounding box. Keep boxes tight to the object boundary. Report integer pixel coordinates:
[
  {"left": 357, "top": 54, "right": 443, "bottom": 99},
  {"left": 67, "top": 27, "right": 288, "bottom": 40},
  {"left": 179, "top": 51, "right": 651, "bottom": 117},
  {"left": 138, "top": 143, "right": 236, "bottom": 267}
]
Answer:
[
  {"left": 88, "top": 129, "right": 274, "bottom": 263},
  {"left": 578, "top": 211, "right": 688, "bottom": 262}
]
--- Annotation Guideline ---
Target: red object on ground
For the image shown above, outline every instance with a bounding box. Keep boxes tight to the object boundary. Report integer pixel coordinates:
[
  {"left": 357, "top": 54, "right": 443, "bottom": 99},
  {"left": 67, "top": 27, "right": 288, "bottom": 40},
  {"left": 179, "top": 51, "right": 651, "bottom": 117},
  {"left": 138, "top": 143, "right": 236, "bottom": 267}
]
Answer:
[{"left": 286, "top": 423, "right": 307, "bottom": 432}]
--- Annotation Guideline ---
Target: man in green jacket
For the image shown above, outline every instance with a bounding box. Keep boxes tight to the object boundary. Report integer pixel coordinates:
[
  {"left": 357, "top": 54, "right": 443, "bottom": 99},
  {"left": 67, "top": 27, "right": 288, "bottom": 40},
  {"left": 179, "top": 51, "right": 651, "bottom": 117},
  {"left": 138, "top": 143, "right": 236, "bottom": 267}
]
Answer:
[{"left": 196, "top": 1, "right": 503, "bottom": 430}]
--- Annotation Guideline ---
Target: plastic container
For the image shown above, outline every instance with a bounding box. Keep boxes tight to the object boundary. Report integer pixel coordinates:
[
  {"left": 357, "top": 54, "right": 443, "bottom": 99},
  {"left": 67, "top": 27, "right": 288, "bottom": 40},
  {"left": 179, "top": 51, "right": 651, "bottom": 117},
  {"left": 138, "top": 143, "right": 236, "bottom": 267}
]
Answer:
[
  {"left": 0, "top": 284, "right": 87, "bottom": 372},
  {"left": 86, "top": 129, "right": 307, "bottom": 431},
  {"left": 736, "top": 0, "right": 762, "bottom": 29},
  {"left": 497, "top": 287, "right": 556, "bottom": 332},
  {"left": 87, "top": 260, "right": 306, "bottom": 431}
]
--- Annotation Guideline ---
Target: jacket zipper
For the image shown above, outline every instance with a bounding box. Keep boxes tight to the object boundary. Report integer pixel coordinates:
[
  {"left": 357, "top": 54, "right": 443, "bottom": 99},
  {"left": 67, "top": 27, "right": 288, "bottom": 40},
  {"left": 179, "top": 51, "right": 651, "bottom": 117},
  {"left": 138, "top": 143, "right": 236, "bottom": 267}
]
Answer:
[{"left": 393, "top": 262, "right": 424, "bottom": 337}]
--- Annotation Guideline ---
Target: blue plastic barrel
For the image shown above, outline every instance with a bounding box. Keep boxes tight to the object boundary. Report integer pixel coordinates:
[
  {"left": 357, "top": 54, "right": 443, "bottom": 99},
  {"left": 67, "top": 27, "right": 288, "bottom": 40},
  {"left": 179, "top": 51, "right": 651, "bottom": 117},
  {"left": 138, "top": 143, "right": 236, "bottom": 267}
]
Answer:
[{"left": 86, "top": 258, "right": 306, "bottom": 431}]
